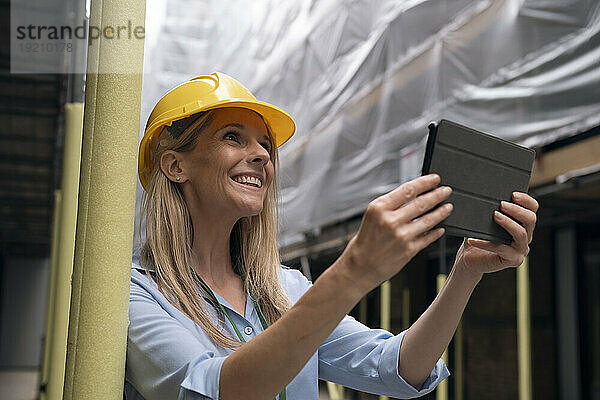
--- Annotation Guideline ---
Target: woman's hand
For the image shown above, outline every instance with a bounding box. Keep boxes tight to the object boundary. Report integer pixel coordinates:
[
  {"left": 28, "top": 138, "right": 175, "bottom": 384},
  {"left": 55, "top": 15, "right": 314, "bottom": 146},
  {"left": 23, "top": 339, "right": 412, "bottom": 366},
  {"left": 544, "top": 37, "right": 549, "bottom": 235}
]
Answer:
[
  {"left": 222, "top": 175, "right": 453, "bottom": 399},
  {"left": 453, "top": 192, "right": 539, "bottom": 282},
  {"left": 341, "top": 174, "right": 453, "bottom": 290}
]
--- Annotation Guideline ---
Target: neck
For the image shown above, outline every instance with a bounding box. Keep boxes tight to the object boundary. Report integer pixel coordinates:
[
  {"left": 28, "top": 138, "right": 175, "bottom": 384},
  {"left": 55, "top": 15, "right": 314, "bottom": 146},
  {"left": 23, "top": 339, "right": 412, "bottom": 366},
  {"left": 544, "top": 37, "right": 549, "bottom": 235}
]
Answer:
[
  {"left": 191, "top": 220, "right": 239, "bottom": 283},
  {"left": 185, "top": 200, "right": 241, "bottom": 290}
]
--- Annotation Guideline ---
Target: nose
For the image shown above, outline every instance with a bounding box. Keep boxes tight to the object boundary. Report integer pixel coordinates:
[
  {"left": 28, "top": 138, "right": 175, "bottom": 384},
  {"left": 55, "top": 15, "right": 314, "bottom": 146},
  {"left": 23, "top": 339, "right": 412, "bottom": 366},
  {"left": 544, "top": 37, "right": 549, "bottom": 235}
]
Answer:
[{"left": 247, "top": 139, "right": 271, "bottom": 165}]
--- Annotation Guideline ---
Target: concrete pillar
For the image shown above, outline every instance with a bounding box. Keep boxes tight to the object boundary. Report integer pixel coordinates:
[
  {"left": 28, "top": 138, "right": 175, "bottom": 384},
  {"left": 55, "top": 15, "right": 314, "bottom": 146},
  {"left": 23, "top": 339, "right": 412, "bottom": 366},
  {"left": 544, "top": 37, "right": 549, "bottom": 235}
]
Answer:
[{"left": 61, "top": 0, "right": 146, "bottom": 397}]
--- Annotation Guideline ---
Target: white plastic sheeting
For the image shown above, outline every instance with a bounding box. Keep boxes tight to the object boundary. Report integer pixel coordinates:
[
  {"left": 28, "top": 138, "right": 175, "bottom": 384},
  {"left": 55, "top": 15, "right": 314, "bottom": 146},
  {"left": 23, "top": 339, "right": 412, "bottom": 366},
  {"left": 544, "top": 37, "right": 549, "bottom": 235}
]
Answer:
[{"left": 137, "top": 0, "right": 600, "bottom": 249}]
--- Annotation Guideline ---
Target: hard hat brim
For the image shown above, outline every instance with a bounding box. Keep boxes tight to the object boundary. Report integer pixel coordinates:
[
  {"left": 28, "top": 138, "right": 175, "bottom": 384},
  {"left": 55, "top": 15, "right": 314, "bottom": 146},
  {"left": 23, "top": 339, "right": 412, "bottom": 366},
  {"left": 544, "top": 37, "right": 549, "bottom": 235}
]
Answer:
[{"left": 138, "top": 99, "right": 295, "bottom": 190}]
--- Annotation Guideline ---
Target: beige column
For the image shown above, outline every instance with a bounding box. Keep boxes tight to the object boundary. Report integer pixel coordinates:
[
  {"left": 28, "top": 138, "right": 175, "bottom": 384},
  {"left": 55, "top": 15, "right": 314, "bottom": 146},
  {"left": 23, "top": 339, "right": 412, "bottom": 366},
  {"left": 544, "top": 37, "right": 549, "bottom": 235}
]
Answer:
[
  {"left": 44, "top": 103, "right": 85, "bottom": 400},
  {"left": 61, "top": 0, "right": 146, "bottom": 398}
]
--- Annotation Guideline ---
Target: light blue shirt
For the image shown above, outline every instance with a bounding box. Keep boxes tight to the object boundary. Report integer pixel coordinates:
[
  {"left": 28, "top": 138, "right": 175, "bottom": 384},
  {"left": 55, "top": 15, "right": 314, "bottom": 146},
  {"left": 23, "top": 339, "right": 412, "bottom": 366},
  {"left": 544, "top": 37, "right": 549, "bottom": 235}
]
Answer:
[{"left": 124, "top": 261, "right": 450, "bottom": 399}]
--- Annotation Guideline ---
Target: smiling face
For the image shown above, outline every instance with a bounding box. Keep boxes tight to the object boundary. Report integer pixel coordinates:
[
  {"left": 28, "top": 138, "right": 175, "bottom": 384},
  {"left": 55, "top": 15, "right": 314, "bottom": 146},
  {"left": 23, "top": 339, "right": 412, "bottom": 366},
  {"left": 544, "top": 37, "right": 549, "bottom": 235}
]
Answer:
[{"left": 165, "top": 108, "right": 275, "bottom": 220}]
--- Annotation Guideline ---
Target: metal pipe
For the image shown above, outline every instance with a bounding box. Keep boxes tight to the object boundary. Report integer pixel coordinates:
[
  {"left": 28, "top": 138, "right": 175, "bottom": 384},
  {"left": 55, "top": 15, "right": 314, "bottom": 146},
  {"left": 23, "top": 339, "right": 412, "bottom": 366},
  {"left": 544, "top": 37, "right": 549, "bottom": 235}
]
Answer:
[
  {"left": 37, "top": 190, "right": 62, "bottom": 400},
  {"left": 358, "top": 295, "right": 368, "bottom": 399},
  {"left": 402, "top": 288, "right": 410, "bottom": 330},
  {"left": 359, "top": 296, "right": 367, "bottom": 325},
  {"left": 435, "top": 235, "right": 449, "bottom": 400},
  {"left": 554, "top": 228, "right": 582, "bottom": 399},
  {"left": 454, "top": 317, "right": 463, "bottom": 400},
  {"left": 325, "top": 266, "right": 348, "bottom": 399},
  {"left": 300, "top": 255, "right": 312, "bottom": 281},
  {"left": 379, "top": 280, "right": 391, "bottom": 400},
  {"left": 326, "top": 381, "right": 345, "bottom": 400},
  {"left": 381, "top": 281, "right": 391, "bottom": 330},
  {"left": 436, "top": 274, "right": 449, "bottom": 400},
  {"left": 62, "top": 0, "right": 146, "bottom": 396},
  {"left": 304, "top": 257, "right": 343, "bottom": 399},
  {"left": 517, "top": 257, "right": 533, "bottom": 400},
  {"left": 44, "top": 103, "right": 84, "bottom": 400}
]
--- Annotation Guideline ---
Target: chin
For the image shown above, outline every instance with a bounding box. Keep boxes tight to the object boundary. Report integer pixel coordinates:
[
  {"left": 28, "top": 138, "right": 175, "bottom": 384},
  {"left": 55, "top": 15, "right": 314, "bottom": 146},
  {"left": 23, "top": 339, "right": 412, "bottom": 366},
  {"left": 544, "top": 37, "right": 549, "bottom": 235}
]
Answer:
[
  {"left": 247, "top": 207, "right": 264, "bottom": 217},
  {"left": 238, "top": 203, "right": 264, "bottom": 218}
]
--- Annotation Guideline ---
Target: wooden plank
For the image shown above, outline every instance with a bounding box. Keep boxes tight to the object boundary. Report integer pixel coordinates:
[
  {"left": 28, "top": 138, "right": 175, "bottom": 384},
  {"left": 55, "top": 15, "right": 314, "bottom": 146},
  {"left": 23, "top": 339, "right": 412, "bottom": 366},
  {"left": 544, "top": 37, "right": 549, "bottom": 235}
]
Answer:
[{"left": 531, "top": 135, "right": 600, "bottom": 187}]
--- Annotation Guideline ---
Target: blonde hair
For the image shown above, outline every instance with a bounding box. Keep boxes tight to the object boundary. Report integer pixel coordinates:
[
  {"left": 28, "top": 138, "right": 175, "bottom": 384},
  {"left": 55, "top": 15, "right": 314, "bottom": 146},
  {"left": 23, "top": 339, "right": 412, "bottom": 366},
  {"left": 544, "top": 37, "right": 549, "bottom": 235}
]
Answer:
[{"left": 138, "top": 109, "right": 290, "bottom": 348}]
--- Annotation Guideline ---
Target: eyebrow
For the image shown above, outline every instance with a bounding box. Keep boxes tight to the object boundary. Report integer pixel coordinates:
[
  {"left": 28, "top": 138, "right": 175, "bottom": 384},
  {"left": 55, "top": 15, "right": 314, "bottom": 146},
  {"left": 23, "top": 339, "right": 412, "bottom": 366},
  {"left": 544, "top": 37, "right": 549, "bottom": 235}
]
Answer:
[{"left": 219, "top": 123, "right": 271, "bottom": 141}]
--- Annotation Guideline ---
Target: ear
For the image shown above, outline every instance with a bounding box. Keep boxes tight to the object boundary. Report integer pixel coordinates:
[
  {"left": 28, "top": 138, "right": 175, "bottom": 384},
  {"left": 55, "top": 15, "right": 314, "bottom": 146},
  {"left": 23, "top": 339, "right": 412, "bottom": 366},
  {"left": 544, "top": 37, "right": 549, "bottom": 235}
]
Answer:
[{"left": 159, "top": 150, "right": 187, "bottom": 184}]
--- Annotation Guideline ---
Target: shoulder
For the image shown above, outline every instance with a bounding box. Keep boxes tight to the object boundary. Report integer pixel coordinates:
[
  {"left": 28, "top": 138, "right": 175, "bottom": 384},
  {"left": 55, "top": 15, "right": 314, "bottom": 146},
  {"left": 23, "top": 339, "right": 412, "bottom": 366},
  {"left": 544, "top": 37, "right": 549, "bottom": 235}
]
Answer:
[
  {"left": 130, "top": 260, "right": 160, "bottom": 298},
  {"left": 131, "top": 260, "right": 153, "bottom": 279},
  {"left": 128, "top": 261, "right": 190, "bottom": 319},
  {"left": 278, "top": 265, "right": 313, "bottom": 303}
]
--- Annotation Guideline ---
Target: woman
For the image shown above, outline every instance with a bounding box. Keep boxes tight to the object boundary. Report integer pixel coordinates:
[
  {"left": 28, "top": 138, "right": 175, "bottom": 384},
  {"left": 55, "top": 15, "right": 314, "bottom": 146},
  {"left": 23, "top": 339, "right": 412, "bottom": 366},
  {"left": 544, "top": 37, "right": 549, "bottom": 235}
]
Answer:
[{"left": 125, "top": 72, "right": 538, "bottom": 399}]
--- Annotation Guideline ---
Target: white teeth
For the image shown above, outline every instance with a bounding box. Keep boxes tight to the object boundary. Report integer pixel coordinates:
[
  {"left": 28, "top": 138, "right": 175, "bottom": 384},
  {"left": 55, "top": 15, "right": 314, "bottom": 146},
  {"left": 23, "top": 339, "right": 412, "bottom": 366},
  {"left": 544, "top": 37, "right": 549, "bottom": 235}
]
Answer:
[{"left": 232, "top": 175, "right": 262, "bottom": 188}]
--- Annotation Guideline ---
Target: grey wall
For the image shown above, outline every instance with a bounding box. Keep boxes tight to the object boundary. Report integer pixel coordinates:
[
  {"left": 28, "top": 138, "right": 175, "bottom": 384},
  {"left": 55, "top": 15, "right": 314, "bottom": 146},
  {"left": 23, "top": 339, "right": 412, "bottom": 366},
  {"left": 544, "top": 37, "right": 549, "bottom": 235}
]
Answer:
[{"left": 0, "top": 257, "right": 50, "bottom": 367}]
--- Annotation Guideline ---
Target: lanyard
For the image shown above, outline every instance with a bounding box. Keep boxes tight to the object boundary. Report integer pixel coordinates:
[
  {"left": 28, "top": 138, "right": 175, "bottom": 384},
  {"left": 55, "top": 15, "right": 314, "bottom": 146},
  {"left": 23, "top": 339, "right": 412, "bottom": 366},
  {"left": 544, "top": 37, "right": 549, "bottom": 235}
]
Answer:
[{"left": 191, "top": 268, "right": 287, "bottom": 400}]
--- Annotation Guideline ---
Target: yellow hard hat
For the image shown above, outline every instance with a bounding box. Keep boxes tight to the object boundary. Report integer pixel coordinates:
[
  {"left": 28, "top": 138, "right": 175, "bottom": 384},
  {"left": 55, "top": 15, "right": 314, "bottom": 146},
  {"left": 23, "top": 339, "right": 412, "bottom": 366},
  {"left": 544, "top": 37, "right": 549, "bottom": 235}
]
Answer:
[{"left": 138, "top": 72, "right": 296, "bottom": 190}]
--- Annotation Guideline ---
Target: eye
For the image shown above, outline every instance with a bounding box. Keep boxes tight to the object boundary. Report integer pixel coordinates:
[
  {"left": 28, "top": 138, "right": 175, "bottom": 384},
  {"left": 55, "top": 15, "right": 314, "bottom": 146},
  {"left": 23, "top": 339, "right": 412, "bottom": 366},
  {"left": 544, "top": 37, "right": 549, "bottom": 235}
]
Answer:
[
  {"left": 223, "top": 131, "right": 239, "bottom": 142},
  {"left": 261, "top": 141, "right": 272, "bottom": 152}
]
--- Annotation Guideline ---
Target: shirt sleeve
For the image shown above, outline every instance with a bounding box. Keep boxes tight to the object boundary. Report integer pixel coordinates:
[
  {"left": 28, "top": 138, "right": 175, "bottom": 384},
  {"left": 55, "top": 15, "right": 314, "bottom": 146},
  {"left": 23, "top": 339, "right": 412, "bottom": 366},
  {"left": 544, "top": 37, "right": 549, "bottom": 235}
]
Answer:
[
  {"left": 319, "top": 315, "right": 450, "bottom": 398},
  {"left": 126, "top": 273, "right": 226, "bottom": 400},
  {"left": 282, "top": 267, "right": 450, "bottom": 398}
]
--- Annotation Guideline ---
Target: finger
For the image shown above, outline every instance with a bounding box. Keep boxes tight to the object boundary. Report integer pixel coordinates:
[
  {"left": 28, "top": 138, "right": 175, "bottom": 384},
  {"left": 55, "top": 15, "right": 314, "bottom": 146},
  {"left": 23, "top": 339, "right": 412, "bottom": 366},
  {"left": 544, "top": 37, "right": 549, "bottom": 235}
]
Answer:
[
  {"left": 382, "top": 174, "right": 441, "bottom": 209},
  {"left": 493, "top": 211, "right": 528, "bottom": 252},
  {"left": 467, "top": 238, "right": 502, "bottom": 253},
  {"left": 512, "top": 192, "right": 539, "bottom": 213},
  {"left": 467, "top": 238, "right": 526, "bottom": 265},
  {"left": 408, "top": 202, "right": 453, "bottom": 236},
  {"left": 396, "top": 185, "right": 452, "bottom": 222},
  {"left": 413, "top": 227, "right": 446, "bottom": 252},
  {"left": 500, "top": 201, "right": 536, "bottom": 242}
]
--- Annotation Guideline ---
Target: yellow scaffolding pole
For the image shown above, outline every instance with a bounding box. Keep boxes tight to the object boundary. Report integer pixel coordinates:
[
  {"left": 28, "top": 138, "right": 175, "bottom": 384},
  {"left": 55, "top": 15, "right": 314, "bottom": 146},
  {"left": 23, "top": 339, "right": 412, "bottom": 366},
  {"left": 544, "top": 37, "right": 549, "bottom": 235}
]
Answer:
[
  {"left": 62, "top": 0, "right": 145, "bottom": 397},
  {"left": 359, "top": 295, "right": 368, "bottom": 324},
  {"left": 327, "top": 282, "right": 359, "bottom": 399},
  {"left": 436, "top": 274, "right": 449, "bottom": 400},
  {"left": 44, "top": 103, "right": 84, "bottom": 400},
  {"left": 381, "top": 280, "right": 391, "bottom": 329},
  {"left": 379, "top": 280, "right": 391, "bottom": 400},
  {"left": 326, "top": 381, "right": 345, "bottom": 400},
  {"left": 402, "top": 287, "right": 410, "bottom": 330},
  {"left": 454, "top": 318, "right": 464, "bottom": 400},
  {"left": 38, "top": 190, "right": 61, "bottom": 400},
  {"left": 517, "top": 257, "right": 532, "bottom": 400}
]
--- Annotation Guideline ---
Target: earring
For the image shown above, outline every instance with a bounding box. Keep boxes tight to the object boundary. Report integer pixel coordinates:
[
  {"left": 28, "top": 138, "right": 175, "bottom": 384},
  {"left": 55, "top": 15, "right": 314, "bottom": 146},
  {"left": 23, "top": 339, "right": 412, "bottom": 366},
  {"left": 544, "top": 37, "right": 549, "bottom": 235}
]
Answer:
[{"left": 176, "top": 176, "right": 181, "bottom": 181}]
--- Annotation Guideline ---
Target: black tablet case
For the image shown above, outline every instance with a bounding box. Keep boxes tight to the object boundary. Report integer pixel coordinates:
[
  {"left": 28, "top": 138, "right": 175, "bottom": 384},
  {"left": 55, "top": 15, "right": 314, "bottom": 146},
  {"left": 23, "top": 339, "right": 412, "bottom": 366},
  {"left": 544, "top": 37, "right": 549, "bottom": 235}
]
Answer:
[{"left": 422, "top": 119, "right": 536, "bottom": 244}]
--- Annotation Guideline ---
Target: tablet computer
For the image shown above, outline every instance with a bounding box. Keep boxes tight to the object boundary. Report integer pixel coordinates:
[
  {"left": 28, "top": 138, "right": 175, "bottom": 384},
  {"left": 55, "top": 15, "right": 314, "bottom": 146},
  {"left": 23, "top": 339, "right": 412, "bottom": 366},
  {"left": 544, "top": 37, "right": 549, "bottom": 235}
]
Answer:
[{"left": 421, "top": 119, "right": 536, "bottom": 244}]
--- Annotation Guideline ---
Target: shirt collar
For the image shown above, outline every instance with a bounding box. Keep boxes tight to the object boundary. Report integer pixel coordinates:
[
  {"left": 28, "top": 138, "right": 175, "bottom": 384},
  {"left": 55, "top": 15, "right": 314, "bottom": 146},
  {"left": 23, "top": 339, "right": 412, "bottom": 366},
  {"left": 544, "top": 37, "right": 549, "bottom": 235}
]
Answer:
[{"left": 131, "top": 261, "right": 252, "bottom": 318}]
